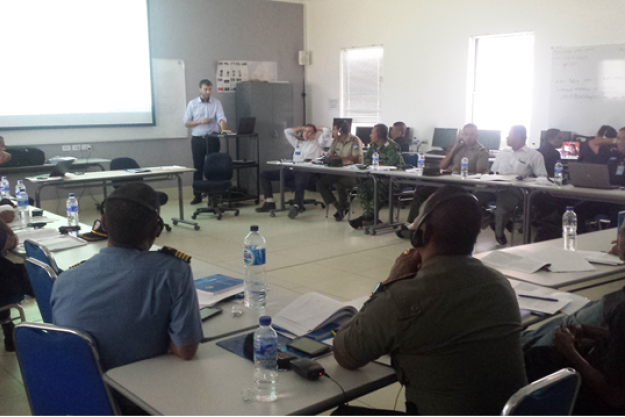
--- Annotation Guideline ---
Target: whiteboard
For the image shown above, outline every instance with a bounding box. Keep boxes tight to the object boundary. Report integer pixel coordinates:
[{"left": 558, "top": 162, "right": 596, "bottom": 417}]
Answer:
[
  {"left": 549, "top": 43, "right": 625, "bottom": 135},
  {"left": 8, "top": 58, "right": 188, "bottom": 145}
]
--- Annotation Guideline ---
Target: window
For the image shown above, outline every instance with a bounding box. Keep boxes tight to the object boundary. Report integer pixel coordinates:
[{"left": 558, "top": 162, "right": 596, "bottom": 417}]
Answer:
[
  {"left": 468, "top": 33, "right": 534, "bottom": 147},
  {"left": 341, "top": 46, "right": 383, "bottom": 125}
]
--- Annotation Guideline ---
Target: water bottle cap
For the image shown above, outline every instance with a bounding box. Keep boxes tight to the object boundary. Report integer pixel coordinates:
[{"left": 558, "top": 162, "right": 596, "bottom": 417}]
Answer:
[
  {"left": 566, "top": 206, "right": 574, "bottom": 211},
  {"left": 250, "top": 225, "right": 259, "bottom": 232},
  {"left": 259, "top": 316, "right": 271, "bottom": 326},
  {"left": 68, "top": 193, "right": 75, "bottom": 197}
]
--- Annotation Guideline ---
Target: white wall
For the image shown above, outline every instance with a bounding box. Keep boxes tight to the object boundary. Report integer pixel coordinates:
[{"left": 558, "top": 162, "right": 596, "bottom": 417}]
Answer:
[{"left": 304, "top": 0, "right": 625, "bottom": 148}]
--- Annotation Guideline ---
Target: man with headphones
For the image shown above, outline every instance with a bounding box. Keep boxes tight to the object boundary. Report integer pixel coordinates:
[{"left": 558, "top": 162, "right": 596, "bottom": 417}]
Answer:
[
  {"left": 316, "top": 120, "right": 364, "bottom": 221},
  {"left": 349, "top": 123, "right": 404, "bottom": 230},
  {"left": 51, "top": 183, "right": 202, "bottom": 372},
  {"left": 334, "top": 186, "right": 526, "bottom": 415}
]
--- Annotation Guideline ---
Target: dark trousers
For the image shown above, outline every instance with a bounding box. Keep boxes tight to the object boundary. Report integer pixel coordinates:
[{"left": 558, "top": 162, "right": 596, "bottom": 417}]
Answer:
[
  {"left": 191, "top": 135, "right": 221, "bottom": 197},
  {"left": 259, "top": 169, "right": 315, "bottom": 208},
  {"left": 317, "top": 175, "right": 357, "bottom": 211},
  {"left": 406, "top": 186, "right": 437, "bottom": 224},
  {"left": 0, "top": 257, "right": 33, "bottom": 321},
  {"left": 475, "top": 189, "right": 522, "bottom": 237}
]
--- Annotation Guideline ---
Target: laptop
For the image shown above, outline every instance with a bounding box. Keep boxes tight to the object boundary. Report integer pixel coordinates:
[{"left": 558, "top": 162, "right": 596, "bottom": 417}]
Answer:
[
  {"left": 36, "top": 159, "right": 75, "bottom": 179},
  {"left": 232, "top": 117, "right": 256, "bottom": 135},
  {"left": 568, "top": 163, "right": 618, "bottom": 189}
]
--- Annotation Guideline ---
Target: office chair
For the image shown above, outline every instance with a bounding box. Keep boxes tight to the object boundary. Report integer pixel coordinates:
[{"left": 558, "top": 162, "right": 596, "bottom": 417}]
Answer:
[
  {"left": 109, "top": 157, "right": 172, "bottom": 231},
  {"left": 24, "top": 239, "right": 62, "bottom": 274},
  {"left": 192, "top": 152, "right": 239, "bottom": 220},
  {"left": 269, "top": 172, "right": 325, "bottom": 217},
  {"left": 502, "top": 368, "right": 580, "bottom": 416},
  {"left": 14, "top": 323, "right": 120, "bottom": 416},
  {"left": 24, "top": 258, "right": 57, "bottom": 324}
]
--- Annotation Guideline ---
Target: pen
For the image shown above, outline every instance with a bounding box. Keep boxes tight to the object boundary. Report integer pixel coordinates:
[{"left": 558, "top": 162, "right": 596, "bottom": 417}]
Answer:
[
  {"left": 519, "top": 294, "right": 559, "bottom": 302},
  {"left": 331, "top": 330, "right": 337, "bottom": 337}
]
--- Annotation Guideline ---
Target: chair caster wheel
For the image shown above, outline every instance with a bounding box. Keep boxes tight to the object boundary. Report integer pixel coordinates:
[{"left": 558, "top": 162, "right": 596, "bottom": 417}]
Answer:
[
  {"left": 165, "top": 225, "right": 172, "bottom": 232},
  {"left": 216, "top": 214, "right": 222, "bottom": 220},
  {"left": 194, "top": 225, "right": 200, "bottom": 231},
  {"left": 191, "top": 215, "right": 197, "bottom": 220},
  {"left": 321, "top": 203, "right": 326, "bottom": 209},
  {"left": 371, "top": 230, "right": 377, "bottom": 236},
  {"left": 270, "top": 211, "right": 275, "bottom": 218},
  {"left": 172, "top": 220, "right": 178, "bottom": 226},
  {"left": 364, "top": 228, "right": 371, "bottom": 235},
  {"left": 234, "top": 210, "right": 240, "bottom": 216}
]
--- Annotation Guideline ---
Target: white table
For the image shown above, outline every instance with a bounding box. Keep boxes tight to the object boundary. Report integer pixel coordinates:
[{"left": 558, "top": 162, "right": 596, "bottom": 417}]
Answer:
[
  {"left": 104, "top": 331, "right": 397, "bottom": 416},
  {"left": 26, "top": 166, "right": 199, "bottom": 230},
  {"left": 474, "top": 229, "right": 625, "bottom": 289}
]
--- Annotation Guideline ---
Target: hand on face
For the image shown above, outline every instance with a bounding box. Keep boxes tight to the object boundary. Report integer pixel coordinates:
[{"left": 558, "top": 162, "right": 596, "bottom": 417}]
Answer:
[{"left": 385, "top": 247, "right": 422, "bottom": 284}]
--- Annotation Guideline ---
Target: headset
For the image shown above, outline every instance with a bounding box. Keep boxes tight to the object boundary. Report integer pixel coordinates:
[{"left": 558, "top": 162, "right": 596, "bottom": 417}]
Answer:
[
  {"left": 336, "top": 120, "right": 348, "bottom": 137},
  {"left": 101, "top": 194, "right": 164, "bottom": 238},
  {"left": 411, "top": 193, "right": 479, "bottom": 248}
]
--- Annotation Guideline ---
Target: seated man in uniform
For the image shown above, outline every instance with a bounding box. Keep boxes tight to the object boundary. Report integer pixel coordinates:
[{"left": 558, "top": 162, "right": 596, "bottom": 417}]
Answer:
[
  {"left": 608, "top": 127, "right": 625, "bottom": 187},
  {"left": 316, "top": 120, "right": 363, "bottom": 221},
  {"left": 255, "top": 124, "right": 332, "bottom": 218},
  {"left": 0, "top": 136, "right": 11, "bottom": 165},
  {"left": 51, "top": 183, "right": 202, "bottom": 371},
  {"left": 0, "top": 213, "right": 34, "bottom": 352},
  {"left": 397, "top": 123, "right": 489, "bottom": 239},
  {"left": 334, "top": 186, "right": 527, "bottom": 415},
  {"left": 477, "top": 125, "right": 547, "bottom": 245},
  {"left": 537, "top": 128, "right": 563, "bottom": 177},
  {"left": 390, "top": 121, "right": 409, "bottom": 152},
  {"left": 349, "top": 123, "right": 404, "bottom": 230}
]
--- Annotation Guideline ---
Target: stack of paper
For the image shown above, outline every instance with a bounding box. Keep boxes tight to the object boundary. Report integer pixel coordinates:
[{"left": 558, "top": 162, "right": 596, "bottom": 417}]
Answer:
[
  {"left": 195, "top": 274, "right": 244, "bottom": 308},
  {"left": 481, "top": 251, "right": 549, "bottom": 273},
  {"left": 14, "top": 228, "right": 87, "bottom": 252},
  {"left": 480, "top": 174, "right": 517, "bottom": 182},
  {"left": 510, "top": 280, "right": 590, "bottom": 315},
  {"left": 481, "top": 248, "right": 596, "bottom": 274},
  {"left": 576, "top": 251, "right": 624, "bottom": 266}
]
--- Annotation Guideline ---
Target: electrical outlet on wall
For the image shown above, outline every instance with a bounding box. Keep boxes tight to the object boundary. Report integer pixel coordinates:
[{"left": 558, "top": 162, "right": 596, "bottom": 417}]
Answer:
[
  {"left": 62, "top": 145, "right": 71, "bottom": 152},
  {"left": 81, "top": 144, "right": 92, "bottom": 151},
  {"left": 72, "top": 144, "right": 81, "bottom": 151}
]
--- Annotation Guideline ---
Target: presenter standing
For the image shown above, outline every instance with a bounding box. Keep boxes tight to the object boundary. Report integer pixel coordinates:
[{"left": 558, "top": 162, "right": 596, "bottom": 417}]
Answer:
[{"left": 184, "top": 79, "right": 228, "bottom": 205}]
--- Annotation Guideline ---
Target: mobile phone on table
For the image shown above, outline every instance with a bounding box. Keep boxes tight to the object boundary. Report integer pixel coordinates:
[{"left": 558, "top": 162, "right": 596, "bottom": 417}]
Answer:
[
  {"left": 287, "top": 337, "right": 331, "bottom": 357},
  {"left": 200, "top": 307, "right": 223, "bottom": 321}
]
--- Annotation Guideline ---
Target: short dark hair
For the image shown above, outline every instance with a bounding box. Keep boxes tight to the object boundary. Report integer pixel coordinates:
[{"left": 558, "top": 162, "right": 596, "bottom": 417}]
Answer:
[
  {"left": 598, "top": 125, "right": 617, "bottom": 139},
  {"left": 334, "top": 120, "right": 351, "bottom": 135},
  {"left": 416, "top": 185, "right": 481, "bottom": 255},
  {"left": 374, "top": 123, "right": 389, "bottom": 140},
  {"left": 104, "top": 183, "right": 160, "bottom": 248},
  {"left": 510, "top": 125, "right": 527, "bottom": 141},
  {"left": 199, "top": 79, "right": 212, "bottom": 88},
  {"left": 393, "top": 122, "right": 406, "bottom": 136},
  {"left": 304, "top": 124, "right": 317, "bottom": 133},
  {"left": 545, "top": 128, "right": 561, "bottom": 141},
  {"left": 463, "top": 123, "right": 478, "bottom": 130}
]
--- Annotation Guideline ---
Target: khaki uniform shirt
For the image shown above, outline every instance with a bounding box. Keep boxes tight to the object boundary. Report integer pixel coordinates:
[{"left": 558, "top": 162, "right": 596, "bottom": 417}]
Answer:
[
  {"left": 451, "top": 142, "right": 490, "bottom": 174},
  {"left": 328, "top": 133, "right": 363, "bottom": 163},
  {"left": 364, "top": 139, "right": 404, "bottom": 169},
  {"left": 334, "top": 256, "right": 527, "bottom": 416}
]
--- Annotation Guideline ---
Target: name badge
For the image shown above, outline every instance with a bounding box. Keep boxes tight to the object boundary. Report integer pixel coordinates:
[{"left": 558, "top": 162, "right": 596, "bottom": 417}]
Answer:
[
  {"left": 617, "top": 165, "right": 624, "bottom": 176},
  {"left": 353, "top": 144, "right": 359, "bottom": 148}
]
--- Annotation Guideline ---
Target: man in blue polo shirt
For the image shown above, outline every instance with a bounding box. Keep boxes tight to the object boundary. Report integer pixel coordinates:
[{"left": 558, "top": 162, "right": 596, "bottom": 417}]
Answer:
[
  {"left": 184, "top": 79, "right": 228, "bottom": 205},
  {"left": 51, "top": 183, "right": 202, "bottom": 371}
]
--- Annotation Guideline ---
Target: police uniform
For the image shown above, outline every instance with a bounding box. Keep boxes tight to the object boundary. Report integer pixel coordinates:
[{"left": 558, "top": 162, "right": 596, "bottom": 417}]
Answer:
[
  {"left": 334, "top": 256, "right": 527, "bottom": 415},
  {"left": 357, "top": 139, "right": 404, "bottom": 218},
  {"left": 51, "top": 246, "right": 202, "bottom": 371}
]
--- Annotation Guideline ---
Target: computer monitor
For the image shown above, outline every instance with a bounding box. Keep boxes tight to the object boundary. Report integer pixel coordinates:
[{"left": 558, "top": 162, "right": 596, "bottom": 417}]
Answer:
[
  {"left": 560, "top": 142, "right": 580, "bottom": 160},
  {"left": 478, "top": 130, "right": 501, "bottom": 151},
  {"left": 355, "top": 126, "right": 373, "bottom": 146},
  {"left": 431, "top": 128, "right": 458, "bottom": 150}
]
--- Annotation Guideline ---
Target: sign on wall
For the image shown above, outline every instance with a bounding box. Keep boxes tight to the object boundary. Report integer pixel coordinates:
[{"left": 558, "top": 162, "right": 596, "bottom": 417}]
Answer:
[{"left": 216, "top": 60, "right": 278, "bottom": 93}]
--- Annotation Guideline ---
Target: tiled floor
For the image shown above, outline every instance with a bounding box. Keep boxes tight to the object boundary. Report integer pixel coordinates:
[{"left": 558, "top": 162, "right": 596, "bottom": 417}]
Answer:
[{"left": 1, "top": 185, "right": 509, "bottom": 415}]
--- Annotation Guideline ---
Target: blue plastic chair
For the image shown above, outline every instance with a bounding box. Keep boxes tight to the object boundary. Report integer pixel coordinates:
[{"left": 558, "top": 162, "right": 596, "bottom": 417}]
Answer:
[
  {"left": 24, "top": 258, "right": 57, "bottom": 324},
  {"left": 24, "top": 239, "right": 61, "bottom": 274},
  {"left": 502, "top": 368, "right": 581, "bottom": 415},
  {"left": 14, "top": 323, "right": 119, "bottom": 415}
]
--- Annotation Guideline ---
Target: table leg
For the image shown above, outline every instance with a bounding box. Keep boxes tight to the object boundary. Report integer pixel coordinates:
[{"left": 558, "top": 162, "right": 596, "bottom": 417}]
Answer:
[
  {"left": 171, "top": 174, "right": 200, "bottom": 231},
  {"left": 279, "top": 166, "right": 286, "bottom": 210},
  {"left": 523, "top": 188, "right": 533, "bottom": 244}
]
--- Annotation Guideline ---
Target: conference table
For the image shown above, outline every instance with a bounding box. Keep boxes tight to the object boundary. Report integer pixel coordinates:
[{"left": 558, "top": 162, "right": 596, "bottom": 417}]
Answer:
[
  {"left": 0, "top": 158, "right": 110, "bottom": 176},
  {"left": 25, "top": 166, "right": 200, "bottom": 231}
]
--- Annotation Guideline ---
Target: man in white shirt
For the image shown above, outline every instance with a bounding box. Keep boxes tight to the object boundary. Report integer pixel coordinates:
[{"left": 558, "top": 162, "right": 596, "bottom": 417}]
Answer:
[
  {"left": 183, "top": 79, "right": 228, "bottom": 205},
  {"left": 256, "top": 124, "right": 332, "bottom": 218},
  {"left": 478, "top": 125, "right": 547, "bottom": 245}
]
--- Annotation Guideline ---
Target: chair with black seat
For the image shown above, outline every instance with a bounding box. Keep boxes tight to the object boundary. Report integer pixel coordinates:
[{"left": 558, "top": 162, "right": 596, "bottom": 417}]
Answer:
[
  {"left": 109, "top": 157, "right": 171, "bottom": 231},
  {"left": 269, "top": 172, "right": 325, "bottom": 217},
  {"left": 15, "top": 322, "right": 120, "bottom": 415},
  {"left": 192, "top": 152, "right": 239, "bottom": 220},
  {"left": 24, "top": 258, "right": 57, "bottom": 324}
]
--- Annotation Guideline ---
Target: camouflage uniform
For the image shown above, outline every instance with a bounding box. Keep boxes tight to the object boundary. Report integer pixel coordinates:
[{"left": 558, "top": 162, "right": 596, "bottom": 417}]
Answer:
[{"left": 358, "top": 139, "right": 404, "bottom": 218}]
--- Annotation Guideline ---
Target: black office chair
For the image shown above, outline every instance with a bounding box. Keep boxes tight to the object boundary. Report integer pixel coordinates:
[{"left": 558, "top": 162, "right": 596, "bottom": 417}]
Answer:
[
  {"left": 109, "top": 157, "right": 171, "bottom": 231},
  {"left": 192, "top": 153, "right": 239, "bottom": 220},
  {"left": 269, "top": 173, "right": 325, "bottom": 217}
]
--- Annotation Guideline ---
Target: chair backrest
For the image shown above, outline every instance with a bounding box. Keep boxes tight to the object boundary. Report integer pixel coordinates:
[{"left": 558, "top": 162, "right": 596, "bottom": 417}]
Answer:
[
  {"left": 203, "top": 152, "right": 233, "bottom": 181},
  {"left": 110, "top": 157, "right": 140, "bottom": 171},
  {"left": 23, "top": 239, "right": 61, "bottom": 274},
  {"left": 15, "top": 323, "right": 118, "bottom": 416},
  {"left": 502, "top": 368, "right": 581, "bottom": 416},
  {"left": 24, "top": 258, "right": 57, "bottom": 323}
]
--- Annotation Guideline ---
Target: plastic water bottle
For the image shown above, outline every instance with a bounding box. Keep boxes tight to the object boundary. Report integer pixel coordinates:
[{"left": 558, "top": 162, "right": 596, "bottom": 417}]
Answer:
[
  {"left": 16, "top": 186, "right": 29, "bottom": 225},
  {"left": 0, "top": 177, "right": 9, "bottom": 198},
  {"left": 563, "top": 206, "right": 577, "bottom": 251},
  {"left": 554, "top": 162, "right": 563, "bottom": 186},
  {"left": 410, "top": 136, "right": 419, "bottom": 152},
  {"left": 372, "top": 150, "right": 379, "bottom": 169},
  {"left": 15, "top": 179, "right": 26, "bottom": 197},
  {"left": 461, "top": 156, "right": 469, "bottom": 179},
  {"left": 294, "top": 142, "right": 302, "bottom": 163},
  {"left": 416, "top": 153, "right": 425, "bottom": 176},
  {"left": 244, "top": 225, "right": 267, "bottom": 309},
  {"left": 253, "top": 316, "right": 279, "bottom": 402},
  {"left": 66, "top": 193, "right": 79, "bottom": 226}
]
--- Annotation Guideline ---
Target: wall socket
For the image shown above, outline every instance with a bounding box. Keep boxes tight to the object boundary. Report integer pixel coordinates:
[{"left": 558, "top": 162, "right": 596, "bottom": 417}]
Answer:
[
  {"left": 81, "top": 144, "right": 92, "bottom": 151},
  {"left": 72, "top": 144, "right": 81, "bottom": 151},
  {"left": 62, "top": 145, "right": 71, "bottom": 152}
]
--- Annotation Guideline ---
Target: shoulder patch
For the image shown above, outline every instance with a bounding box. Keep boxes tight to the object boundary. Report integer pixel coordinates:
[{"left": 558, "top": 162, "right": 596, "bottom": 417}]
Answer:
[
  {"left": 158, "top": 246, "right": 191, "bottom": 263},
  {"left": 69, "top": 260, "right": 85, "bottom": 269}
]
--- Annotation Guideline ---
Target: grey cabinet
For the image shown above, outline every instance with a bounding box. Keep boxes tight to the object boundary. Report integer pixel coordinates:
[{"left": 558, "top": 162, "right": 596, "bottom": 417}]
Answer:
[{"left": 236, "top": 82, "right": 294, "bottom": 171}]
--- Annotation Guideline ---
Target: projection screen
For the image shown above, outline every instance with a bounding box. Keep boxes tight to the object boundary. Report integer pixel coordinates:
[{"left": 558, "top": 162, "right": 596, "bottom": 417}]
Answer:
[{"left": 0, "top": 0, "right": 154, "bottom": 129}]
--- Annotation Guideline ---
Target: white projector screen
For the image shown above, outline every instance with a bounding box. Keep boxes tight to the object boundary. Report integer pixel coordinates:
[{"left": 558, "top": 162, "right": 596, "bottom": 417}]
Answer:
[{"left": 0, "top": 0, "right": 154, "bottom": 129}]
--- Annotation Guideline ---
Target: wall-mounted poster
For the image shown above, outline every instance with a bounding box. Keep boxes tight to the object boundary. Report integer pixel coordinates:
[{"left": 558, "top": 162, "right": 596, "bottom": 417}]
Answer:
[{"left": 216, "top": 60, "right": 277, "bottom": 93}]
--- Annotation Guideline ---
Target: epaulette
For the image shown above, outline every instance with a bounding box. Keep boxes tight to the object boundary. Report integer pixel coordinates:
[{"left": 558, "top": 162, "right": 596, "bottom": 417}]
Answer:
[
  {"left": 158, "top": 246, "right": 191, "bottom": 263},
  {"left": 69, "top": 260, "right": 85, "bottom": 269},
  {"left": 372, "top": 272, "right": 417, "bottom": 295}
]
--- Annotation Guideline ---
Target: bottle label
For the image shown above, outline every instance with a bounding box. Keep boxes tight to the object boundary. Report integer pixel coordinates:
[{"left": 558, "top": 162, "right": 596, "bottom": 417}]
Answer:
[
  {"left": 244, "top": 246, "right": 266, "bottom": 266},
  {"left": 67, "top": 204, "right": 78, "bottom": 213},
  {"left": 254, "top": 339, "right": 277, "bottom": 359}
]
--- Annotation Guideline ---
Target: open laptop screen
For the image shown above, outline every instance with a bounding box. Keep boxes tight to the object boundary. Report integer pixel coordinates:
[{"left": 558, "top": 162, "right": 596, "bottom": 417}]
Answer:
[{"left": 560, "top": 142, "right": 580, "bottom": 160}]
